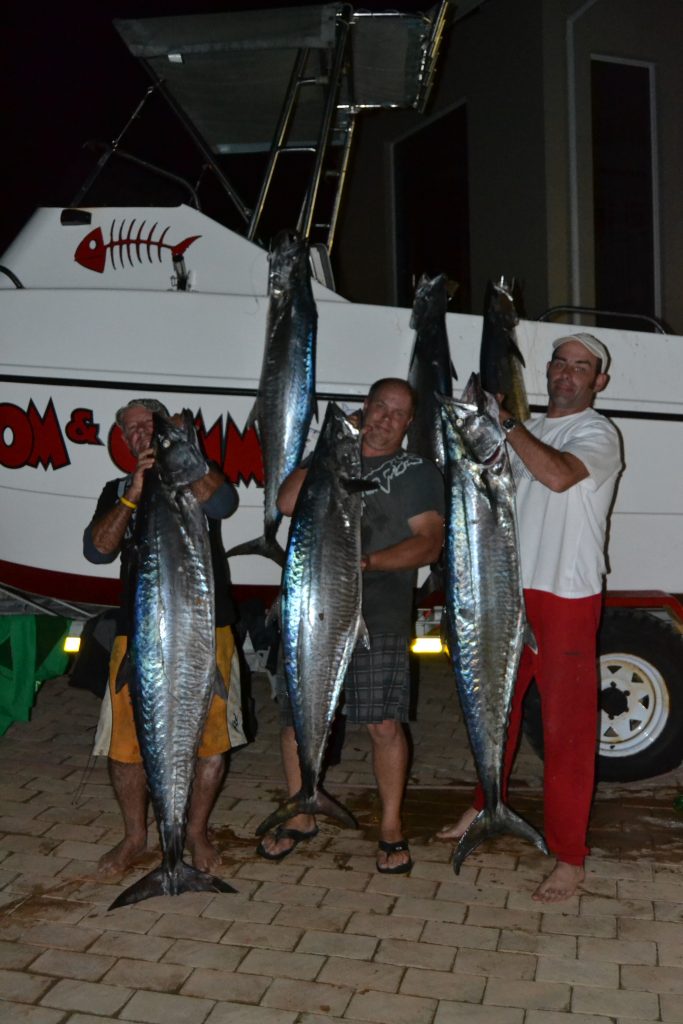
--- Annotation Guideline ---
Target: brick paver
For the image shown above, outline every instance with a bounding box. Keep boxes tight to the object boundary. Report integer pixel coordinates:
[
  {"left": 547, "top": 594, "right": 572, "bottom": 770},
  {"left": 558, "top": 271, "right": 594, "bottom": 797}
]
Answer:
[{"left": 0, "top": 668, "right": 680, "bottom": 1024}]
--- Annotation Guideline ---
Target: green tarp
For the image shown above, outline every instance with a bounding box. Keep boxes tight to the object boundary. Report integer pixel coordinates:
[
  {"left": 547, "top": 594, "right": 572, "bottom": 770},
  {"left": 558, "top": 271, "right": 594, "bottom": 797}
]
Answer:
[{"left": 0, "top": 615, "right": 71, "bottom": 736}]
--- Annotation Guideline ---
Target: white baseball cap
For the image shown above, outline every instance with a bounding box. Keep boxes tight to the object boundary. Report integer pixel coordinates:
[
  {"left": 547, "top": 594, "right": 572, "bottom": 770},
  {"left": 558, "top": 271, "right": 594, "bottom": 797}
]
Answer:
[{"left": 552, "top": 332, "right": 610, "bottom": 371}]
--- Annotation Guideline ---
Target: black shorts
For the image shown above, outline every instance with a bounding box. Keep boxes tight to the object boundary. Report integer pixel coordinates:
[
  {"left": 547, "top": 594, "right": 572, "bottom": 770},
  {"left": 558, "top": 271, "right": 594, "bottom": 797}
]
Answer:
[{"left": 277, "top": 633, "right": 410, "bottom": 727}]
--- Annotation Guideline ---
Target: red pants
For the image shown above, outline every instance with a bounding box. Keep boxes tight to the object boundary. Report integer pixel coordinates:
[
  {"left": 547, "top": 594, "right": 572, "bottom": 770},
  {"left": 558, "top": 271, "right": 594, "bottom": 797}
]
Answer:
[{"left": 473, "top": 589, "right": 602, "bottom": 865}]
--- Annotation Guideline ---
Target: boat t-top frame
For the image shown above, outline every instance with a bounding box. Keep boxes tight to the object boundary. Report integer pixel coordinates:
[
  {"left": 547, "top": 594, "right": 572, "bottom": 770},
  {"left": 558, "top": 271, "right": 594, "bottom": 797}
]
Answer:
[{"left": 72, "top": 2, "right": 452, "bottom": 259}]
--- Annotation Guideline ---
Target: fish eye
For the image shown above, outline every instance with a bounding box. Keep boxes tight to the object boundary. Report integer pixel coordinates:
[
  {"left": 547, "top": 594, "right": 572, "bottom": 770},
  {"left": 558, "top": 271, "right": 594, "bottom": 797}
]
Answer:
[
  {"left": 160, "top": 437, "right": 171, "bottom": 449},
  {"left": 456, "top": 418, "right": 464, "bottom": 427}
]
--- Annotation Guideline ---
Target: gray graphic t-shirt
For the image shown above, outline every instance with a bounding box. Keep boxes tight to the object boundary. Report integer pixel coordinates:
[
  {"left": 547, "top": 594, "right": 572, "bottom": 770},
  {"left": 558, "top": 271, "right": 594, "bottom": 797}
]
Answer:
[{"left": 360, "top": 451, "right": 444, "bottom": 636}]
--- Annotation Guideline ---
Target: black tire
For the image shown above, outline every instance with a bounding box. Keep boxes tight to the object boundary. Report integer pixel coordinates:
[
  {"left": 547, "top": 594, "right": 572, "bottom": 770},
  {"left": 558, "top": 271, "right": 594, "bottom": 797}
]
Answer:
[{"left": 522, "top": 607, "right": 683, "bottom": 783}]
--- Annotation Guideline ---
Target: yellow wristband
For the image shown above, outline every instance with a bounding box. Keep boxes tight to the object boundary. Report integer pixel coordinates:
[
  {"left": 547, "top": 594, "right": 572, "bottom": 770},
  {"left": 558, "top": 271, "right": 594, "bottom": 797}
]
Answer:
[{"left": 119, "top": 496, "right": 137, "bottom": 510}]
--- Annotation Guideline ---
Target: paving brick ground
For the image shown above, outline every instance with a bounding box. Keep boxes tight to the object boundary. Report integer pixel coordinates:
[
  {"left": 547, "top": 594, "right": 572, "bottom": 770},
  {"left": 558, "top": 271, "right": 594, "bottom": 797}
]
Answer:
[{"left": 1, "top": 656, "right": 682, "bottom": 1023}]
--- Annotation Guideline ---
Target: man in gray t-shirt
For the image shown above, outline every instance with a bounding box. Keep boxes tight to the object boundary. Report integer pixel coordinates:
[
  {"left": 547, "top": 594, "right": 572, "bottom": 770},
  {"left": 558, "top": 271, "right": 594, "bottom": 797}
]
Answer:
[
  {"left": 258, "top": 378, "right": 444, "bottom": 874},
  {"left": 360, "top": 450, "right": 445, "bottom": 637}
]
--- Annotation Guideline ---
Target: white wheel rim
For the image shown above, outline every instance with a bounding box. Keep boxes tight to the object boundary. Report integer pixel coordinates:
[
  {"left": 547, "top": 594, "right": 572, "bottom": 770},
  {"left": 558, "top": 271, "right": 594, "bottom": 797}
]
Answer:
[{"left": 599, "top": 651, "right": 670, "bottom": 758}]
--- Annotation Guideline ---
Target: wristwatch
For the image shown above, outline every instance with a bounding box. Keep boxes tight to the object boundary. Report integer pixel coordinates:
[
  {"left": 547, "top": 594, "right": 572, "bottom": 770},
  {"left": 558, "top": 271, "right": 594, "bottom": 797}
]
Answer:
[{"left": 501, "top": 417, "right": 518, "bottom": 435}]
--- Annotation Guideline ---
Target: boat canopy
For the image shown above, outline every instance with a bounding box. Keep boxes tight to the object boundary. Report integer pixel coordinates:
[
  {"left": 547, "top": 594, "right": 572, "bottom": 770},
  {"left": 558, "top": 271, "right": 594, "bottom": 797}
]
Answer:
[
  {"left": 115, "top": 4, "right": 445, "bottom": 155},
  {"left": 73, "top": 3, "right": 452, "bottom": 255}
]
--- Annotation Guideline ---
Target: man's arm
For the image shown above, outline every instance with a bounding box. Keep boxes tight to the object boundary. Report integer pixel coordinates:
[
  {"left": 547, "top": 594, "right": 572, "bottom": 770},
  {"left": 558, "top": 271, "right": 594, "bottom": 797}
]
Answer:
[
  {"left": 87, "top": 447, "right": 155, "bottom": 559},
  {"left": 504, "top": 423, "right": 588, "bottom": 493},
  {"left": 361, "top": 510, "right": 444, "bottom": 572},
  {"left": 87, "top": 458, "right": 235, "bottom": 563},
  {"left": 193, "top": 466, "right": 238, "bottom": 519},
  {"left": 277, "top": 467, "right": 308, "bottom": 516}
]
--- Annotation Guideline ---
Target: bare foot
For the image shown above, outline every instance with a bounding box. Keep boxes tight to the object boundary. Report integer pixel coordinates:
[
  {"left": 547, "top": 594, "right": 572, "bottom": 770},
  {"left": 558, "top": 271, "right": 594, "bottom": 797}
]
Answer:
[
  {"left": 532, "top": 861, "right": 584, "bottom": 903},
  {"left": 435, "top": 806, "right": 479, "bottom": 842},
  {"left": 186, "top": 831, "right": 222, "bottom": 873},
  {"left": 257, "top": 814, "right": 316, "bottom": 859},
  {"left": 97, "top": 834, "right": 147, "bottom": 877}
]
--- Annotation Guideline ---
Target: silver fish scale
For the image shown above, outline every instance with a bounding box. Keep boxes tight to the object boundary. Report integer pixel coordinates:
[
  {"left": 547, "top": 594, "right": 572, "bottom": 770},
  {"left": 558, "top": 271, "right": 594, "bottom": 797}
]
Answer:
[
  {"left": 133, "top": 484, "right": 215, "bottom": 832},
  {"left": 258, "top": 240, "right": 317, "bottom": 543},
  {"left": 281, "top": 409, "right": 364, "bottom": 790},
  {"left": 407, "top": 272, "right": 453, "bottom": 471},
  {"left": 445, "top": 454, "right": 524, "bottom": 788},
  {"left": 441, "top": 391, "right": 527, "bottom": 801},
  {"left": 440, "top": 379, "right": 546, "bottom": 869}
]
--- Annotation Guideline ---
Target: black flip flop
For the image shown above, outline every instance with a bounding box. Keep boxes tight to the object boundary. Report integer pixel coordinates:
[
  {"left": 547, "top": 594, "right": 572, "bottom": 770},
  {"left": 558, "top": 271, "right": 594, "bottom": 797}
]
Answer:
[
  {"left": 376, "top": 838, "right": 413, "bottom": 874},
  {"left": 256, "top": 824, "right": 319, "bottom": 862}
]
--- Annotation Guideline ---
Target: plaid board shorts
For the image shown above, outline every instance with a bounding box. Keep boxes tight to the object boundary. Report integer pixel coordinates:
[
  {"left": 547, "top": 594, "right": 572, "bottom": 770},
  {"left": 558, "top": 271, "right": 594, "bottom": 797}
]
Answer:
[{"left": 277, "top": 633, "right": 410, "bottom": 726}]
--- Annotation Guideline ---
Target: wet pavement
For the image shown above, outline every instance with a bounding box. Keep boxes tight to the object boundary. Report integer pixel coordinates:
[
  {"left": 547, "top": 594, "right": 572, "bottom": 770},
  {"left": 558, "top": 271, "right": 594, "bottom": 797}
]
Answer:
[{"left": 1, "top": 655, "right": 683, "bottom": 1023}]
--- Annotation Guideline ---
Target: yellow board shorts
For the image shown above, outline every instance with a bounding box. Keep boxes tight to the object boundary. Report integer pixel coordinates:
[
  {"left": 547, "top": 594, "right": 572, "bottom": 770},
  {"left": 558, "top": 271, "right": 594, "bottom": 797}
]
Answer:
[{"left": 92, "top": 625, "right": 246, "bottom": 764}]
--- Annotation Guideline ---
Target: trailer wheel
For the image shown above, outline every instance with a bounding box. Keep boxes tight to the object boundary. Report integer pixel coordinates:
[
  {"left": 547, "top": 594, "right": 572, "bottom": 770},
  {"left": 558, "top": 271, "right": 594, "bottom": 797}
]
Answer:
[{"left": 522, "top": 608, "right": 683, "bottom": 783}]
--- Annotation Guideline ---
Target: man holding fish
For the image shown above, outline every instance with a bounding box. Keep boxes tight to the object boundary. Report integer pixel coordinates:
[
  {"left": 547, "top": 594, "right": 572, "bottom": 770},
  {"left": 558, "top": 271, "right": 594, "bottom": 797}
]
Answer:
[
  {"left": 84, "top": 399, "right": 245, "bottom": 881},
  {"left": 258, "top": 378, "right": 445, "bottom": 873},
  {"left": 438, "top": 333, "right": 622, "bottom": 903}
]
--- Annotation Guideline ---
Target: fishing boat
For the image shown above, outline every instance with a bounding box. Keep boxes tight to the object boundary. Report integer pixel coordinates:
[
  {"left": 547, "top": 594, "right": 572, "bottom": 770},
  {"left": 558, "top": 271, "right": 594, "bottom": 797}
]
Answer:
[{"left": 2, "top": 3, "right": 683, "bottom": 783}]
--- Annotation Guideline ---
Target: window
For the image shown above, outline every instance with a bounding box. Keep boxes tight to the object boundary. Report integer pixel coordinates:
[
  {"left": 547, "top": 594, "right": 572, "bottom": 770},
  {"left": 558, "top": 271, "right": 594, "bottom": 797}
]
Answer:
[
  {"left": 393, "top": 105, "right": 470, "bottom": 311},
  {"left": 591, "top": 59, "right": 657, "bottom": 329}
]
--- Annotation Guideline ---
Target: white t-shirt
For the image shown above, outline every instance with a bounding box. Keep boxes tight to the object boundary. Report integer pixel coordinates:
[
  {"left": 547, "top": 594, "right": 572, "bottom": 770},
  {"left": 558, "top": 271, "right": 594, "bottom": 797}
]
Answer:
[{"left": 511, "top": 409, "right": 622, "bottom": 598}]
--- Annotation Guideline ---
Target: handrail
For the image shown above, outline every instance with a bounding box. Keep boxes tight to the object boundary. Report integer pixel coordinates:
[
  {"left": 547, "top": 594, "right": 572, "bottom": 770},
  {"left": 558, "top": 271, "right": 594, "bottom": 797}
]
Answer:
[{"left": 538, "top": 305, "right": 668, "bottom": 334}]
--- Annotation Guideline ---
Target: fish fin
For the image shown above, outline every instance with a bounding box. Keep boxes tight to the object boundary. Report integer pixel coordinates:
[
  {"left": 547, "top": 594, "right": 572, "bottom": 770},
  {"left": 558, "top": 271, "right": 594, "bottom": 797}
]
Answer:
[
  {"left": 524, "top": 622, "right": 538, "bottom": 655},
  {"left": 353, "top": 617, "right": 371, "bottom": 651},
  {"left": 361, "top": 478, "right": 381, "bottom": 492},
  {"left": 339, "top": 476, "right": 380, "bottom": 494},
  {"left": 255, "top": 787, "right": 358, "bottom": 836},
  {"left": 451, "top": 358, "right": 459, "bottom": 381},
  {"left": 108, "top": 860, "right": 236, "bottom": 910},
  {"left": 508, "top": 335, "right": 526, "bottom": 368},
  {"left": 452, "top": 804, "right": 548, "bottom": 874},
  {"left": 226, "top": 535, "right": 286, "bottom": 567},
  {"left": 265, "top": 595, "right": 281, "bottom": 629},
  {"left": 213, "top": 665, "right": 229, "bottom": 700},
  {"left": 440, "top": 607, "right": 451, "bottom": 660},
  {"left": 114, "top": 651, "right": 135, "bottom": 694},
  {"left": 244, "top": 399, "right": 260, "bottom": 432}
]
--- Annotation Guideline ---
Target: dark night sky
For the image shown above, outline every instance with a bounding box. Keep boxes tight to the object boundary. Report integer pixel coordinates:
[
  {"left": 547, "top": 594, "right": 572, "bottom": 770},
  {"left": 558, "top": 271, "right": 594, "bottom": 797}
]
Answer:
[{"left": 2, "top": 0, "right": 428, "bottom": 255}]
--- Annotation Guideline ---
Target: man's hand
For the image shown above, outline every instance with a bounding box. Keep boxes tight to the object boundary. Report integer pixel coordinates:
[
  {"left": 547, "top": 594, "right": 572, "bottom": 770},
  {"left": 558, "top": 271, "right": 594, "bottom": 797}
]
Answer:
[
  {"left": 127, "top": 446, "right": 155, "bottom": 504},
  {"left": 495, "top": 393, "right": 513, "bottom": 426}
]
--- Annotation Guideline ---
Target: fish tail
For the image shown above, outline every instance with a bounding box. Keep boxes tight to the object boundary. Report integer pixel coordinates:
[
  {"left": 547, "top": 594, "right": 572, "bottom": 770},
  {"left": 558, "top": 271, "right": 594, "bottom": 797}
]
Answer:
[
  {"left": 255, "top": 787, "right": 358, "bottom": 837},
  {"left": 226, "top": 534, "right": 285, "bottom": 567},
  {"left": 171, "top": 235, "right": 201, "bottom": 256},
  {"left": 452, "top": 803, "right": 547, "bottom": 874},
  {"left": 107, "top": 861, "right": 236, "bottom": 910},
  {"left": 309, "top": 787, "right": 358, "bottom": 830}
]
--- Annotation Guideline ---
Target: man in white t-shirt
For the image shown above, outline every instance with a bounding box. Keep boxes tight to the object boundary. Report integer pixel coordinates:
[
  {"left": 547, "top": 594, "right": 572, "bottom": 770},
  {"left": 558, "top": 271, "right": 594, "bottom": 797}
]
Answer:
[{"left": 437, "top": 333, "right": 622, "bottom": 902}]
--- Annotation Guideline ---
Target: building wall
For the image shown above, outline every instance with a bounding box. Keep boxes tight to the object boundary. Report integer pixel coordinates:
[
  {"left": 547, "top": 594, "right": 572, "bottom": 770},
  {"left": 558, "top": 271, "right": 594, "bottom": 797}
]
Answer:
[
  {"left": 335, "top": 0, "right": 683, "bottom": 332},
  {"left": 545, "top": 0, "right": 683, "bottom": 329}
]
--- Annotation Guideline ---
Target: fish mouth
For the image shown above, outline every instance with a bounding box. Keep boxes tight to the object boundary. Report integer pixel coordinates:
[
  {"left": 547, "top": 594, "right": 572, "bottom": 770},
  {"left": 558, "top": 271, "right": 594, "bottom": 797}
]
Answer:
[{"left": 482, "top": 440, "right": 506, "bottom": 466}]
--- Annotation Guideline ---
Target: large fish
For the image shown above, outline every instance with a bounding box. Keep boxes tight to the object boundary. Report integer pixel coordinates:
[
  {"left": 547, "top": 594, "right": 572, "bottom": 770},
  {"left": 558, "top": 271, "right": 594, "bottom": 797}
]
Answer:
[
  {"left": 479, "top": 278, "right": 530, "bottom": 423},
  {"left": 256, "top": 403, "right": 372, "bottom": 836},
  {"left": 110, "top": 411, "right": 236, "bottom": 909},
  {"left": 439, "top": 374, "right": 547, "bottom": 873},
  {"left": 228, "top": 229, "right": 317, "bottom": 567},
  {"left": 406, "top": 271, "right": 457, "bottom": 471}
]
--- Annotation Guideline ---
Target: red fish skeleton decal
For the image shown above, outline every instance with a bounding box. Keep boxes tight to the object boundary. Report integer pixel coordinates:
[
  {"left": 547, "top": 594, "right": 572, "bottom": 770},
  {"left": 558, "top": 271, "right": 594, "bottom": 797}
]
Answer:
[{"left": 74, "top": 220, "right": 201, "bottom": 273}]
